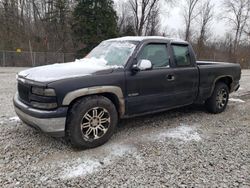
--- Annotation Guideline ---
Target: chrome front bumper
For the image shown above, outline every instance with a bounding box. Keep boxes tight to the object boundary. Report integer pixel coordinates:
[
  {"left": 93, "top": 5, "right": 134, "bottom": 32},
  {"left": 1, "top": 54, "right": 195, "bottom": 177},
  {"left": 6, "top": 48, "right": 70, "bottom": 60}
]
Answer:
[{"left": 13, "top": 93, "right": 67, "bottom": 137}]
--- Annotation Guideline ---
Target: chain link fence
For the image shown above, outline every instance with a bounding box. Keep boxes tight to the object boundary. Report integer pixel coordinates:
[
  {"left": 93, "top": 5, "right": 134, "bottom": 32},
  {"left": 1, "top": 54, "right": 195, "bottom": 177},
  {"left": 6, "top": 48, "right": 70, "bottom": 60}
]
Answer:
[
  {"left": 1, "top": 50, "right": 249, "bottom": 68},
  {"left": 0, "top": 51, "right": 76, "bottom": 67}
]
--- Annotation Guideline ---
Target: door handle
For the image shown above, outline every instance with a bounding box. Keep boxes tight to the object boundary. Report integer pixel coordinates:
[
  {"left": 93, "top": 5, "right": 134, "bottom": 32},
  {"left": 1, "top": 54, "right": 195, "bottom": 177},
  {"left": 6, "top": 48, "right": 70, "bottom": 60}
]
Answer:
[{"left": 167, "top": 74, "right": 175, "bottom": 81}]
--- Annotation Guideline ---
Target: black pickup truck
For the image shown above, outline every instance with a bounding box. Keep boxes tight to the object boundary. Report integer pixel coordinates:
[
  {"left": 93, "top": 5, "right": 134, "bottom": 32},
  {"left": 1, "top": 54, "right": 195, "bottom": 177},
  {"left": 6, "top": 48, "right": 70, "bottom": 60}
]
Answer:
[{"left": 14, "top": 36, "right": 241, "bottom": 148}]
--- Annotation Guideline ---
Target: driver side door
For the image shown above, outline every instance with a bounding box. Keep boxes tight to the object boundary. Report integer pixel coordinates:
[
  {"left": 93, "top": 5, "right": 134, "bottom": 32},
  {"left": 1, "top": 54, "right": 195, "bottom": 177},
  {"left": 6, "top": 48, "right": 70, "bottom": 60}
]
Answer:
[{"left": 125, "top": 43, "right": 176, "bottom": 115}]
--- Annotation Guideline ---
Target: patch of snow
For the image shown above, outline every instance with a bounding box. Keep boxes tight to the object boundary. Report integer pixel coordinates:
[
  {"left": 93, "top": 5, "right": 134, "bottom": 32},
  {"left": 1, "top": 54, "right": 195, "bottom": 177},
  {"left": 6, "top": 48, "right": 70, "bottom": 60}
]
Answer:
[
  {"left": 60, "top": 144, "right": 136, "bottom": 179},
  {"left": 15, "top": 182, "right": 20, "bottom": 185},
  {"left": 107, "top": 36, "right": 186, "bottom": 43},
  {"left": 9, "top": 116, "right": 20, "bottom": 122},
  {"left": 108, "top": 144, "right": 135, "bottom": 157},
  {"left": 88, "top": 41, "right": 136, "bottom": 67},
  {"left": 229, "top": 98, "right": 245, "bottom": 103},
  {"left": 150, "top": 124, "right": 201, "bottom": 142},
  {"left": 63, "top": 159, "right": 101, "bottom": 179},
  {"left": 18, "top": 57, "right": 120, "bottom": 82},
  {"left": 106, "top": 41, "right": 136, "bottom": 49}
]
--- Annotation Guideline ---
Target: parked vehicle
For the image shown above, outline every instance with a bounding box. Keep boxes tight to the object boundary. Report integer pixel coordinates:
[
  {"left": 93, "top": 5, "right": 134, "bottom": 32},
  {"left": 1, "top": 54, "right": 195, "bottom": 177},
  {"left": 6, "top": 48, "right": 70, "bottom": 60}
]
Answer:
[{"left": 14, "top": 36, "right": 241, "bottom": 148}]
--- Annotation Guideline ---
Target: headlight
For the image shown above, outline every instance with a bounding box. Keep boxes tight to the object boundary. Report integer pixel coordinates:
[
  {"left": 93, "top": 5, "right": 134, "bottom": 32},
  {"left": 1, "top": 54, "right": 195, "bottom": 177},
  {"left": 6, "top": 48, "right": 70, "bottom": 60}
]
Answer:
[
  {"left": 31, "top": 101, "right": 57, "bottom": 109},
  {"left": 31, "top": 87, "right": 56, "bottom": 96}
]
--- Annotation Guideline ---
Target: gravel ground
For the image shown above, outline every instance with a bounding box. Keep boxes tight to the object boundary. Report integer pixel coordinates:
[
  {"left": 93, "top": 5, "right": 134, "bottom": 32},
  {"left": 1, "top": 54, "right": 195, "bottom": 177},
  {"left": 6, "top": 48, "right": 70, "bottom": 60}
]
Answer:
[{"left": 0, "top": 68, "right": 250, "bottom": 187}]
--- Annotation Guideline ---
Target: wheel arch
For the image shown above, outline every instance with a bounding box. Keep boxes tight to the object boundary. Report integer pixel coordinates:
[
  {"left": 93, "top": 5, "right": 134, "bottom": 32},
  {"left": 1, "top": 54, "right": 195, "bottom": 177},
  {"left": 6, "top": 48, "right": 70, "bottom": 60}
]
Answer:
[
  {"left": 63, "top": 86, "right": 125, "bottom": 117},
  {"left": 210, "top": 75, "right": 233, "bottom": 96}
]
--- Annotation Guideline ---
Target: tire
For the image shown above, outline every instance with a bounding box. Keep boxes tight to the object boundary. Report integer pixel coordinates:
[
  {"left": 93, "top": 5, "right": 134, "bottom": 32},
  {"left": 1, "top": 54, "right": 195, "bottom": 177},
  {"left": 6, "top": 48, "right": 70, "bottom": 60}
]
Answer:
[
  {"left": 205, "top": 82, "right": 229, "bottom": 114},
  {"left": 66, "top": 95, "right": 118, "bottom": 149}
]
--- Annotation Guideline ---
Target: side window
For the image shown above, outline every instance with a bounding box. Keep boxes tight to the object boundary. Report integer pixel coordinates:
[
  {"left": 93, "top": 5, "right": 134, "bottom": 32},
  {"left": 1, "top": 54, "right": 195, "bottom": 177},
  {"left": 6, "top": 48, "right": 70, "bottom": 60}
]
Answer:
[
  {"left": 138, "top": 44, "right": 169, "bottom": 68},
  {"left": 172, "top": 45, "right": 191, "bottom": 67}
]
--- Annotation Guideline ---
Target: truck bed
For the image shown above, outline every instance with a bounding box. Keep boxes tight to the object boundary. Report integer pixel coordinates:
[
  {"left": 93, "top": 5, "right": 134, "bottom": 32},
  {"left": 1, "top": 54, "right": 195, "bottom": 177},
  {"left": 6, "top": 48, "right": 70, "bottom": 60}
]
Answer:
[
  {"left": 196, "top": 61, "right": 241, "bottom": 102},
  {"left": 197, "top": 61, "right": 238, "bottom": 66}
]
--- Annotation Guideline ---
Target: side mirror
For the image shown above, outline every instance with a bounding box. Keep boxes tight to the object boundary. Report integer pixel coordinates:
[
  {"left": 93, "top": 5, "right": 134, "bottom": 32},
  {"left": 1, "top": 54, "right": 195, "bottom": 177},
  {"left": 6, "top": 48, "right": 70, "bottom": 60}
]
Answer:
[
  {"left": 138, "top": 59, "right": 153, "bottom": 70},
  {"left": 132, "top": 59, "right": 153, "bottom": 73}
]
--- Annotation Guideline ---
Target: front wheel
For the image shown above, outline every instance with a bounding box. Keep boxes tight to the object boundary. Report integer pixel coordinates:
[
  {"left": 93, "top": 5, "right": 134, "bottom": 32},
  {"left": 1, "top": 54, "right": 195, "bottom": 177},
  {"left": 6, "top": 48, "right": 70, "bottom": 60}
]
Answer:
[
  {"left": 66, "top": 95, "right": 118, "bottom": 149},
  {"left": 205, "top": 82, "right": 229, "bottom": 114}
]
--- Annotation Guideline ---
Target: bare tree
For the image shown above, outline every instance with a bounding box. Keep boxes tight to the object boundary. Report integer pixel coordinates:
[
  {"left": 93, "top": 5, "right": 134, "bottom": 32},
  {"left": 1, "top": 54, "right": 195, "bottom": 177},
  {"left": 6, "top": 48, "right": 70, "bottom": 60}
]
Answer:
[
  {"left": 117, "top": 5, "right": 127, "bottom": 33},
  {"left": 128, "top": 0, "right": 172, "bottom": 36},
  {"left": 116, "top": 1, "right": 135, "bottom": 35},
  {"left": 0, "top": 0, "right": 74, "bottom": 52},
  {"left": 144, "top": 4, "right": 160, "bottom": 35},
  {"left": 223, "top": 33, "right": 234, "bottom": 60},
  {"left": 196, "top": 0, "right": 214, "bottom": 58},
  {"left": 223, "top": 0, "right": 250, "bottom": 59},
  {"left": 244, "top": 25, "right": 250, "bottom": 37},
  {"left": 183, "top": 0, "right": 200, "bottom": 41}
]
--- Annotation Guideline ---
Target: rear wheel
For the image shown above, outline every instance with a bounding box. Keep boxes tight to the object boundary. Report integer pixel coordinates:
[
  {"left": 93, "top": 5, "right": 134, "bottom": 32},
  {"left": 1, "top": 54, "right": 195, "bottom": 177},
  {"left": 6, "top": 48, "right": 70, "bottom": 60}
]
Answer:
[
  {"left": 66, "top": 95, "right": 118, "bottom": 149},
  {"left": 205, "top": 82, "right": 229, "bottom": 114}
]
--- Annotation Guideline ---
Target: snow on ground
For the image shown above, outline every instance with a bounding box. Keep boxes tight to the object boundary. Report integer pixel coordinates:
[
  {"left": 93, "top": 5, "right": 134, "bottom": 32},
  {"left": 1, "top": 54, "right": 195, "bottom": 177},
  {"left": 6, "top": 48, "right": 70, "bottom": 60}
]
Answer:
[
  {"left": 45, "top": 124, "right": 202, "bottom": 180},
  {"left": 229, "top": 98, "right": 245, "bottom": 103},
  {"left": 148, "top": 124, "right": 201, "bottom": 142},
  {"left": 163, "top": 124, "right": 201, "bottom": 142},
  {"left": 61, "top": 159, "right": 101, "bottom": 179},
  {"left": 60, "top": 144, "right": 137, "bottom": 179},
  {"left": 9, "top": 116, "right": 20, "bottom": 122}
]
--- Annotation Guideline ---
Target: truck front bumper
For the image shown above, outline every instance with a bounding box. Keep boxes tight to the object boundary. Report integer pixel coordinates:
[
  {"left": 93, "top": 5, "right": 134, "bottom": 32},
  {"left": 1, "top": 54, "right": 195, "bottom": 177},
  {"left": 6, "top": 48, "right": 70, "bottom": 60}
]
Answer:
[{"left": 13, "top": 93, "right": 68, "bottom": 137}]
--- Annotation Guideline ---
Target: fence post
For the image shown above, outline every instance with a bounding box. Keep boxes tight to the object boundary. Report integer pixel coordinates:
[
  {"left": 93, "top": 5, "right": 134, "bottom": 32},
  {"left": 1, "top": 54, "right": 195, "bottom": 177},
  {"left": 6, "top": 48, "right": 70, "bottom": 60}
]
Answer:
[
  {"left": 33, "top": 52, "right": 36, "bottom": 67},
  {"left": 3, "top": 51, "right": 6, "bottom": 67}
]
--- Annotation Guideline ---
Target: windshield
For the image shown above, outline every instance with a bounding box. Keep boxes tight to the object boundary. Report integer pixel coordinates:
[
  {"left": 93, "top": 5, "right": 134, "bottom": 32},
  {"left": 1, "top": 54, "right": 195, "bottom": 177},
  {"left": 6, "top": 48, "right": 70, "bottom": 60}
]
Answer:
[{"left": 87, "top": 41, "right": 137, "bottom": 66}]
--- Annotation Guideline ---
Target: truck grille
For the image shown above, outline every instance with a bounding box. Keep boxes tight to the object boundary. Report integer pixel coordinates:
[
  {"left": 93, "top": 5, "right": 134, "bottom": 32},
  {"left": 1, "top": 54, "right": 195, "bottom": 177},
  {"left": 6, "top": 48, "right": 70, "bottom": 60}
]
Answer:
[{"left": 18, "top": 82, "right": 30, "bottom": 103}]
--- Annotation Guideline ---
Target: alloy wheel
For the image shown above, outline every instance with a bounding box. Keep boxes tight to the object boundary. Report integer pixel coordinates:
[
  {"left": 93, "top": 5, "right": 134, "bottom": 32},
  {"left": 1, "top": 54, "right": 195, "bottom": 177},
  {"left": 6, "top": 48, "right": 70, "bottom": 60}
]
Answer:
[
  {"left": 216, "top": 88, "right": 228, "bottom": 109},
  {"left": 81, "top": 107, "right": 110, "bottom": 141}
]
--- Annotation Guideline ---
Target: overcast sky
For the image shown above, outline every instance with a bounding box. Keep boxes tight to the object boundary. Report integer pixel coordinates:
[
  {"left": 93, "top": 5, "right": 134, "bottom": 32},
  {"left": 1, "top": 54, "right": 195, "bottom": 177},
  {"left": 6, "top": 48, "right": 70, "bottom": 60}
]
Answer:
[
  {"left": 114, "top": 0, "right": 230, "bottom": 39},
  {"left": 160, "top": 0, "right": 229, "bottom": 38}
]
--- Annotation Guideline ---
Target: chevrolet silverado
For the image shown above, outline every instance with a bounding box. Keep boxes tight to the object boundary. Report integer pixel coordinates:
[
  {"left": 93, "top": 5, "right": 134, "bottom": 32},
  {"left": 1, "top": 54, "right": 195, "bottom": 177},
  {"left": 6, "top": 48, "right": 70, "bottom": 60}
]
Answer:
[{"left": 14, "top": 36, "right": 241, "bottom": 148}]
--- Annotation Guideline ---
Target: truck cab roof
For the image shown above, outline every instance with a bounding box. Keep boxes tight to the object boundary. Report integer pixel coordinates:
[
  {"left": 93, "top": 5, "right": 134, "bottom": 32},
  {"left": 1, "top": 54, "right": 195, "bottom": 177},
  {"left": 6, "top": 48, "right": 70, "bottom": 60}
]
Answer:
[{"left": 106, "top": 36, "right": 188, "bottom": 44}]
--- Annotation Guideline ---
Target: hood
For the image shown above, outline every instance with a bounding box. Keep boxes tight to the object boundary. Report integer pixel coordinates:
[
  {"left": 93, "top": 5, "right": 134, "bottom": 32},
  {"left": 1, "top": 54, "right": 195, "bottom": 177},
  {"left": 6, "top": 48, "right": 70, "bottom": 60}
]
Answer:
[{"left": 18, "top": 58, "right": 120, "bottom": 83}]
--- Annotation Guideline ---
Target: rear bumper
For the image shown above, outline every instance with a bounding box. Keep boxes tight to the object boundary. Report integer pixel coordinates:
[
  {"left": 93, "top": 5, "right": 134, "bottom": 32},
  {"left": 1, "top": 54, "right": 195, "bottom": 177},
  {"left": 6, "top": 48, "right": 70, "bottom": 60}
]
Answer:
[{"left": 13, "top": 93, "right": 67, "bottom": 137}]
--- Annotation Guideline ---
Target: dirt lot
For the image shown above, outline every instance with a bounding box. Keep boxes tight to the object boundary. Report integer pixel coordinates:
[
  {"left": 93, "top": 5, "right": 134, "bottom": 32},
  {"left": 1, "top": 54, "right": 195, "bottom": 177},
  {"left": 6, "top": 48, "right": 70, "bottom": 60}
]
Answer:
[{"left": 0, "top": 68, "right": 250, "bottom": 187}]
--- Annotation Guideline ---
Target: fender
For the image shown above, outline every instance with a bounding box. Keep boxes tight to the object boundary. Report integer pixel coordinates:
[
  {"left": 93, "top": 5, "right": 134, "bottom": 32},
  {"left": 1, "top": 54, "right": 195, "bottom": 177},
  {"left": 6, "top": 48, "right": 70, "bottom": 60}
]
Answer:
[
  {"left": 209, "top": 75, "right": 233, "bottom": 96},
  {"left": 62, "top": 86, "right": 125, "bottom": 116}
]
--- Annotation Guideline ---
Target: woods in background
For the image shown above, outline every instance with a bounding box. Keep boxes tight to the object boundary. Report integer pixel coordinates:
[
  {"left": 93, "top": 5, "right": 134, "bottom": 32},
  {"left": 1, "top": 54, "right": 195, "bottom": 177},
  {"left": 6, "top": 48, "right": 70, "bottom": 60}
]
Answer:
[
  {"left": 72, "top": 0, "right": 118, "bottom": 56},
  {"left": 0, "top": 0, "right": 75, "bottom": 53},
  {"left": 0, "top": 0, "right": 250, "bottom": 67}
]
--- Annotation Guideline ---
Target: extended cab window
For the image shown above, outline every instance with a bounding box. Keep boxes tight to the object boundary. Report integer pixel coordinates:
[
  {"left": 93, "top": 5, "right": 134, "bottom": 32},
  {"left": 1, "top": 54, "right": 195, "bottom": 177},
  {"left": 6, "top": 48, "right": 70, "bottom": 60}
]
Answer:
[
  {"left": 172, "top": 45, "right": 191, "bottom": 67},
  {"left": 138, "top": 44, "right": 169, "bottom": 68}
]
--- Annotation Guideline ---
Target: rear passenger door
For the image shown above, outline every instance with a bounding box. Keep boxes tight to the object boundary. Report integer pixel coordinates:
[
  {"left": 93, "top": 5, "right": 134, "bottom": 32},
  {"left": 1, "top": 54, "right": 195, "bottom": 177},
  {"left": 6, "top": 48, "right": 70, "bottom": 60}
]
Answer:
[{"left": 170, "top": 44, "right": 199, "bottom": 106}]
